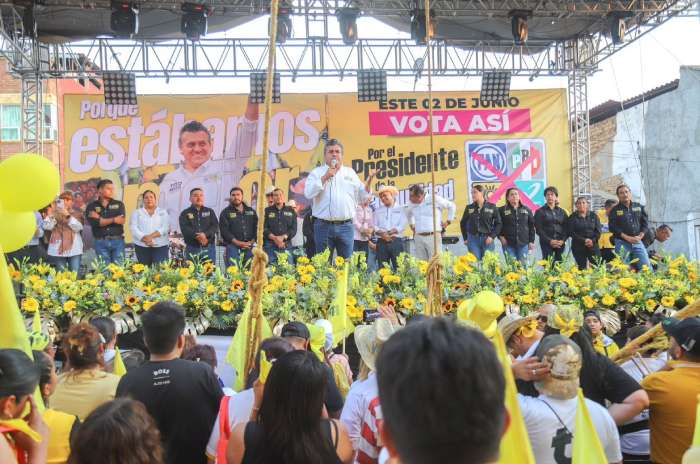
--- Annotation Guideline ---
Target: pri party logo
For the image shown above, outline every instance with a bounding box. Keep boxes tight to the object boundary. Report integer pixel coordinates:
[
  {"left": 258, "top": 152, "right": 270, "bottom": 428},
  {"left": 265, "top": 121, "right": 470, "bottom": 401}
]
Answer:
[{"left": 465, "top": 139, "right": 547, "bottom": 209}]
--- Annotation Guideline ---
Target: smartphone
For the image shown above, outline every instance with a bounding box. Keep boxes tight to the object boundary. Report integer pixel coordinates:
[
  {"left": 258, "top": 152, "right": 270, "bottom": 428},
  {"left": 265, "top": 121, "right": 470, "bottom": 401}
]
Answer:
[{"left": 363, "top": 309, "right": 381, "bottom": 324}]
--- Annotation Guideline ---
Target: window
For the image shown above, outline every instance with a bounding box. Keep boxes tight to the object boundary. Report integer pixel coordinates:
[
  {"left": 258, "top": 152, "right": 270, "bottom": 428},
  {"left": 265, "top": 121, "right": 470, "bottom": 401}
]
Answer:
[
  {"left": 43, "top": 104, "right": 57, "bottom": 141},
  {"left": 0, "top": 105, "right": 20, "bottom": 142}
]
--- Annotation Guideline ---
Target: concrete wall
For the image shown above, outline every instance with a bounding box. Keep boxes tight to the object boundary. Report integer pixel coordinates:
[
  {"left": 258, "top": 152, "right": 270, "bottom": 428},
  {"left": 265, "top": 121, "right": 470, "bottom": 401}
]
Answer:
[{"left": 590, "top": 66, "right": 700, "bottom": 258}]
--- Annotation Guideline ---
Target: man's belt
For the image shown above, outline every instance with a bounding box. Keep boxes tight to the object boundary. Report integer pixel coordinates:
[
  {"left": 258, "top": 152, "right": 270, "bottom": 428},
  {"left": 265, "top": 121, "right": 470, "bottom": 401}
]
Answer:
[
  {"left": 100, "top": 235, "right": 124, "bottom": 240},
  {"left": 318, "top": 218, "right": 352, "bottom": 225},
  {"left": 417, "top": 232, "right": 437, "bottom": 236}
]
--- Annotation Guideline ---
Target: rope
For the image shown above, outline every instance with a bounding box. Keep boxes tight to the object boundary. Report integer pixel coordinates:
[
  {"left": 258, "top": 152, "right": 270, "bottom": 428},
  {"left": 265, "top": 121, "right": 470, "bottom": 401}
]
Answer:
[
  {"left": 243, "top": 0, "right": 279, "bottom": 382},
  {"left": 423, "top": 0, "right": 443, "bottom": 317}
]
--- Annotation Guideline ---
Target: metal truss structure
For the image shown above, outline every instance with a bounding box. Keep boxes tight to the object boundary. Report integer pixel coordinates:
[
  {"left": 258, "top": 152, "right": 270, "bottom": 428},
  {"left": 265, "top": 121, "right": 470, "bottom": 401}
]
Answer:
[{"left": 0, "top": 0, "right": 696, "bottom": 196}]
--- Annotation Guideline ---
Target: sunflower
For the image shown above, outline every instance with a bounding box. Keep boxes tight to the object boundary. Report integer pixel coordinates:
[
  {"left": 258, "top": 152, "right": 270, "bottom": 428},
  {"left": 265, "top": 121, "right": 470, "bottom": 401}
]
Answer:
[
  {"left": 63, "top": 300, "right": 77, "bottom": 312},
  {"left": 202, "top": 262, "right": 216, "bottom": 276},
  {"left": 384, "top": 297, "right": 397, "bottom": 307},
  {"left": 221, "top": 300, "right": 234, "bottom": 312},
  {"left": 231, "top": 280, "right": 245, "bottom": 291},
  {"left": 661, "top": 296, "right": 676, "bottom": 308},
  {"left": 22, "top": 297, "right": 39, "bottom": 313},
  {"left": 111, "top": 303, "right": 122, "bottom": 313},
  {"left": 126, "top": 295, "right": 139, "bottom": 307}
]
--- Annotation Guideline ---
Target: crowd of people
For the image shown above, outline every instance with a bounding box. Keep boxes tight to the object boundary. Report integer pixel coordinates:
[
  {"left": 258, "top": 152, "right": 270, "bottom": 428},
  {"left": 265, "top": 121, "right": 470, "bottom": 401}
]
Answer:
[
  {"left": 7, "top": 121, "right": 674, "bottom": 274},
  {"left": 1, "top": 298, "right": 699, "bottom": 464}
]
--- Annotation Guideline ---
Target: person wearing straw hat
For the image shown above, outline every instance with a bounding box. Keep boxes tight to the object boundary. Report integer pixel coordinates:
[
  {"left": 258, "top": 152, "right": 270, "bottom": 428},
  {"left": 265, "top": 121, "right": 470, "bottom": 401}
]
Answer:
[
  {"left": 518, "top": 335, "right": 623, "bottom": 464},
  {"left": 373, "top": 185, "right": 408, "bottom": 269},
  {"left": 340, "top": 318, "right": 395, "bottom": 457},
  {"left": 499, "top": 312, "right": 551, "bottom": 387}
]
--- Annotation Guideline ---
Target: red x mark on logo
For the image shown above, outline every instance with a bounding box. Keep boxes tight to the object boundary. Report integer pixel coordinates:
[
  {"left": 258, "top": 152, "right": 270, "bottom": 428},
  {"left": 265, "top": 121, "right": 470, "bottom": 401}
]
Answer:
[{"left": 470, "top": 148, "right": 541, "bottom": 211}]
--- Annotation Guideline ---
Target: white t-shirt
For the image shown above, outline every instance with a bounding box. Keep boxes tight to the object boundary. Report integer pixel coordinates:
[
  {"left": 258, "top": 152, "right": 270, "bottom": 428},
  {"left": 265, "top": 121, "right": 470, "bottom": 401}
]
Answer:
[
  {"left": 519, "top": 394, "right": 622, "bottom": 464},
  {"left": 619, "top": 357, "right": 666, "bottom": 455},
  {"left": 340, "top": 373, "right": 378, "bottom": 450},
  {"left": 205, "top": 388, "right": 254, "bottom": 460}
]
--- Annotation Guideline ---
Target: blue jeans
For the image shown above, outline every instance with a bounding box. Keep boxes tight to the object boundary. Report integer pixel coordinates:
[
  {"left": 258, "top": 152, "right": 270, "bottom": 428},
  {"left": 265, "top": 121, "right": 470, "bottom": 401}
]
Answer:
[
  {"left": 504, "top": 244, "right": 528, "bottom": 264},
  {"left": 134, "top": 245, "right": 169, "bottom": 266},
  {"left": 264, "top": 242, "right": 290, "bottom": 265},
  {"left": 466, "top": 234, "right": 495, "bottom": 260},
  {"left": 615, "top": 239, "right": 652, "bottom": 271},
  {"left": 185, "top": 244, "right": 216, "bottom": 263},
  {"left": 225, "top": 244, "right": 253, "bottom": 267},
  {"left": 50, "top": 255, "right": 82, "bottom": 274},
  {"left": 314, "top": 220, "right": 354, "bottom": 259},
  {"left": 94, "top": 239, "right": 125, "bottom": 265}
]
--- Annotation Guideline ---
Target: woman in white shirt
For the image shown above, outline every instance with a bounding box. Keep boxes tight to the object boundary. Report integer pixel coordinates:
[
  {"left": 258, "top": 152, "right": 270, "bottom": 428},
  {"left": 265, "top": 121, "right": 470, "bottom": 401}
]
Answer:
[
  {"left": 129, "top": 190, "right": 170, "bottom": 265},
  {"left": 43, "top": 191, "right": 83, "bottom": 274}
]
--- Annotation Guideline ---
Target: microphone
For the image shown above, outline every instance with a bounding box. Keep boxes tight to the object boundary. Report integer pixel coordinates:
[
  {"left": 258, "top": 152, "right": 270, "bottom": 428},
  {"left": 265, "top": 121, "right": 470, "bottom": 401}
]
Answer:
[{"left": 330, "top": 159, "right": 338, "bottom": 169}]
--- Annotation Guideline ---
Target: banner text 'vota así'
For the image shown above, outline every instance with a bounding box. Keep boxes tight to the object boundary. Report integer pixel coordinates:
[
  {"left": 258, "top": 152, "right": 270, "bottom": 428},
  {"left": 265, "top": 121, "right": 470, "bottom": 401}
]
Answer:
[{"left": 70, "top": 103, "right": 322, "bottom": 174}]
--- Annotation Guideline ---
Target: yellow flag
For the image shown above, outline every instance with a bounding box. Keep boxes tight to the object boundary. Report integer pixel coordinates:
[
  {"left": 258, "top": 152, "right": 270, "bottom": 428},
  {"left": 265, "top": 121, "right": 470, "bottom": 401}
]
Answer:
[
  {"left": 493, "top": 332, "right": 536, "bottom": 464},
  {"left": 32, "top": 310, "right": 41, "bottom": 333},
  {"left": 0, "top": 251, "right": 32, "bottom": 356},
  {"left": 329, "top": 262, "right": 354, "bottom": 348},
  {"left": 682, "top": 394, "right": 700, "bottom": 463},
  {"left": 259, "top": 351, "right": 272, "bottom": 384},
  {"left": 572, "top": 388, "right": 607, "bottom": 464},
  {"left": 113, "top": 347, "right": 127, "bottom": 377},
  {"left": 225, "top": 298, "right": 272, "bottom": 392}
]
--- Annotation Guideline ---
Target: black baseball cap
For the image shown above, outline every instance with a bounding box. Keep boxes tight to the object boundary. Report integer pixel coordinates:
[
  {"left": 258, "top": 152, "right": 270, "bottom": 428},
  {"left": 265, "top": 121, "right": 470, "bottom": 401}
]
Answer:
[
  {"left": 280, "top": 321, "right": 310, "bottom": 340},
  {"left": 662, "top": 317, "right": 700, "bottom": 355}
]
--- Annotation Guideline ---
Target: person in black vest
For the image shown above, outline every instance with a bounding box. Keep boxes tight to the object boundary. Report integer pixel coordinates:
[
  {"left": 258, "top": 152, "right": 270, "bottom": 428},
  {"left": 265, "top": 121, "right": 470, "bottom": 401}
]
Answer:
[
  {"left": 302, "top": 208, "right": 316, "bottom": 259},
  {"left": 534, "top": 186, "right": 568, "bottom": 263},
  {"left": 263, "top": 188, "right": 297, "bottom": 264},
  {"left": 85, "top": 179, "right": 126, "bottom": 264},
  {"left": 608, "top": 184, "right": 651, "bottom": 271},
  {"left": 179, "top": 188, "right": 219, "bottom": 263},
  {"left": 498, "top": 187, "right": 535, "bottom": 265},
  {"left": 219, "top": 187, "right": 257, "bottom": 267},
  {"left": 460, "top": 185, "right": 501, "bottom": 260},
  {"left": 567, "top": 196, "right": 601, "bottom": 270}
]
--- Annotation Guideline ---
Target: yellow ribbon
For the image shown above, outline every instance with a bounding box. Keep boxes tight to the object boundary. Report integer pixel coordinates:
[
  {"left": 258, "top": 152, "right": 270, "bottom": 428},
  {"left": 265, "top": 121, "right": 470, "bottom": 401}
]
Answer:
[
  {"left": 554, "top": 313, "right": 580, "bottom": 338},
  {"left": 593, "top": 336, "right": 605, "bottom": 353},
  {"left": 0, "top": 418, "right": 42, "bottom": 443},
  {"left": 518, "top": 319, "right": 539, "bottom": 338}
]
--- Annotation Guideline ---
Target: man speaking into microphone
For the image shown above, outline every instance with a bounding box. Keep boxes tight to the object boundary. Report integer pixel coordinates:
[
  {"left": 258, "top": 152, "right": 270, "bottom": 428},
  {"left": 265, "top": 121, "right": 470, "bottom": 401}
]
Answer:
[{"left": 304, "top": 139, "right": 375, "bottom": 259}]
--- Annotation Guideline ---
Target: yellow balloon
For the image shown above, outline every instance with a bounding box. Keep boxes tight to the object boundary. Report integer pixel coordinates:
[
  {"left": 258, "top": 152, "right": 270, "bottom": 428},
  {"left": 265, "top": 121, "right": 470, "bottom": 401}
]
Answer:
[
  {"left": 0, "top": 207, "right": 36, "bottom": 252},
  {"left": 0, "top": 154, "right": 60, "bottom": 212}
]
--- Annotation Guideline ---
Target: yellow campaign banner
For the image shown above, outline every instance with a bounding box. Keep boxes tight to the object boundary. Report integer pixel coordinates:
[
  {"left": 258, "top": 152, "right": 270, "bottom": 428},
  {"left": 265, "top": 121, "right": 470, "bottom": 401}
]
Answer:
[{"left": 63, "top": 90, "right": 570, "bottom": 242}]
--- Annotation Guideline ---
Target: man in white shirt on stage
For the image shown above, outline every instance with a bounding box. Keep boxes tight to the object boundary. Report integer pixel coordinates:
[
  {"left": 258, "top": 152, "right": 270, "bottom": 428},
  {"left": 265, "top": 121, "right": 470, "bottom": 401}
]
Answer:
[
  {"left": 303, "top": 139, "right": 375, "bottom": 259},
  {"left": 159, "top": 100, "right": 259, "bottom": 233},
  {"left": 373, "top": 185, "right": 408, "bottom": 269},
  {"left": 405, "top": 184, "right": 456, "bottom": 261}
]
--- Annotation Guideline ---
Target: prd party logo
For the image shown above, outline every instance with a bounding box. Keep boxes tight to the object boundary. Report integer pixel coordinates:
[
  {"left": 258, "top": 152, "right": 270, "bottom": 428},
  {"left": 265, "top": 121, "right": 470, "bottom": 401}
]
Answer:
[{"left": 468, "top": 143, "right": 507, "bottom": 181}]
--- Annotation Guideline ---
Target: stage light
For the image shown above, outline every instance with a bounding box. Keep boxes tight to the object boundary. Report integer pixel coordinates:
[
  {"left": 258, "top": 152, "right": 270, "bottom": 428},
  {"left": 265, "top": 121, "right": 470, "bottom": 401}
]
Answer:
[
  {"left": 610, "top": 15, "right": 626, "bottom": 44},
  {"left": 410, "top": 9, "right": 435, "bottom": 45},
  {"left": 22, "top": 4, "right": 36, "bottom": 38},
  {"left": 480, "top": 71, "right": 511, "bottom": 102},
  {"left": 337, "top": 8, "right": 359, "bottom": 45},
  {"left": 103, "top": 71, "right": 137, "bottom": 105},
  {"left": 271, "top": 2, "right": 293, "bottom": 44},
  {"left": 110, "top": 1, "right": 139, "bottom": 37},
  {"left": 510, "top": 13, "right": 528, "bottom": 45},
  {"left": 181, "top": 2, "right": 209, "bottom": 40},
  {"left": 250, "top": 72, "right": 281, "bottom": 104},
  {"left": 357, "top": 69, "right": 387, "bottom": 102}
]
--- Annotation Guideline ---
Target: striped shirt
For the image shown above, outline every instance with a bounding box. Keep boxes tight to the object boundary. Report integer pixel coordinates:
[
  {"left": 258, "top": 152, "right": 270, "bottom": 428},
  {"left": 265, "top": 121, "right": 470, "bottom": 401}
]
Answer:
[{"left": 356, "top": 396, "right": 383, "bottom": 464}]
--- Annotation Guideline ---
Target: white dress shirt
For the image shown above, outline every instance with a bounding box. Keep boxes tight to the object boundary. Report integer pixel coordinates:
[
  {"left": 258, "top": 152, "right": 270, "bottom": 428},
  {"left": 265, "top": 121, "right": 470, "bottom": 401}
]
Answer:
[
  {"left": 42, "top": 215, "right": 83, "bottom": 257},
  {"left": 129, "top": 207, "right": 170, "bottom": 247},
  {"left": 159, "top": 117, "right": 258, "bottom": 233},
  {"left": 304, "top": 164, "right": 370, "bottom": 221},
  {"left": 405, "top": 194, "right": 457, "bottom": 234},
  {"left": 373, "top": 202, "right": 408, "bottom": 238},
  {"left": 29, "top": 212, "right": 43, "bottom": 246}
]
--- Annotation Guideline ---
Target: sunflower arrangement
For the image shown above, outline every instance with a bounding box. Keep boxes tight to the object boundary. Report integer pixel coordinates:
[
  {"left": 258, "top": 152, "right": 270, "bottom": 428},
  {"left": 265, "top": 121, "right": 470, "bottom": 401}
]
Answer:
[{"left": 10, "top": 251, "right": 699, "bottom": 332}]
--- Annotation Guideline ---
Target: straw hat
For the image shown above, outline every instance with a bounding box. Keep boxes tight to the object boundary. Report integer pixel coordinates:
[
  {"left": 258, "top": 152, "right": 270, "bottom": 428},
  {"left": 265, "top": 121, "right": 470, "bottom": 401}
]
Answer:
[
  {"left": 376, "top": 185, "right": 399, "bottom": 197},
  {"left": 498, "top": 313, "right": 537, "bottom": 344},
  {"left": 354, "top": 318, "right": 395, "bottom": 372}
]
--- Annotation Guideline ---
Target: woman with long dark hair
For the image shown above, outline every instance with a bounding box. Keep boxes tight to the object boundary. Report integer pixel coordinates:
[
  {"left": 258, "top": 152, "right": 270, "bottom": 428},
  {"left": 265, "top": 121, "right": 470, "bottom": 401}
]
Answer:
[
  {"left": 515, "top": 305, "right": 649, "bottom": 425},
  {"left": 0, "top": 349, "right": 49, "bottom": 464},
  {"left": 226, "top": 350, "right": 353, "bottom": 464},
  {"left": 498, "top": 187, "right": 535, "bottom": 264}
]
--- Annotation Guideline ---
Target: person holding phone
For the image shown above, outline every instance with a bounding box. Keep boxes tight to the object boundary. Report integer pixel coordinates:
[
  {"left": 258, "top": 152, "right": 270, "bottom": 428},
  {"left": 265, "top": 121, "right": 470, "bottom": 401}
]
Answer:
[{"left": 43, "top": 191, "right": 84, "bottom": 274}]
